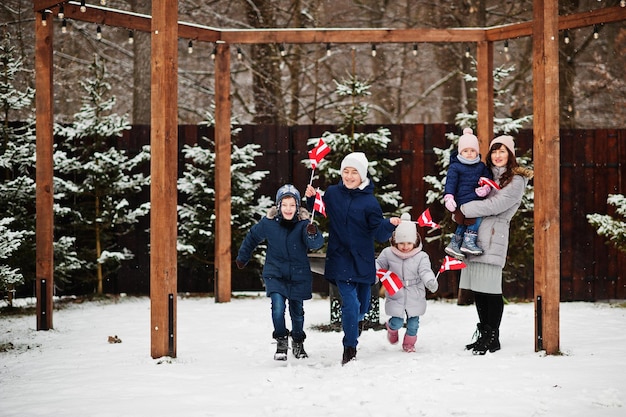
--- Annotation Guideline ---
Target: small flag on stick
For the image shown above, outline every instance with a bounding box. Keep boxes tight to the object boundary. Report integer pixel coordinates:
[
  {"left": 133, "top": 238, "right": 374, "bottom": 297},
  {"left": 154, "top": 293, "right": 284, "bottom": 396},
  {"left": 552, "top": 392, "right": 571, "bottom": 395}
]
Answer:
[
  {"left": 313, "top": 190, "right": 327, "bottom": 218},
  {"left": 438, "top": 256, "right": 467, "bottom": 273},
  {"left": 308, "top": 138, "right": 330, "bottom": 170},
  {"left": 417, "top": 208, "right": 440, "bottom": 229},
  {"left": 479, "top": 176, "right": 501, "bottom": 190},
  {"left": 376, "top": 269, "right": 403, "bottom": 296}
]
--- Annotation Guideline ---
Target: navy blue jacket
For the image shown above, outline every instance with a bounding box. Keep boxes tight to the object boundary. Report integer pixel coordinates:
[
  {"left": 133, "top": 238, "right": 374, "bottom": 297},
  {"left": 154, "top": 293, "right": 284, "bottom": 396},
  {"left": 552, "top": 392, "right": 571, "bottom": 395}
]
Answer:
[
  {"left": 444, "top": 150, "right": 492, "bottom": 206},
  {"left": 319, "top": 179, "right": 396, "bottom": 285},
  {"left": 236, "top": 207, "right": 324, "bottom": 300}
]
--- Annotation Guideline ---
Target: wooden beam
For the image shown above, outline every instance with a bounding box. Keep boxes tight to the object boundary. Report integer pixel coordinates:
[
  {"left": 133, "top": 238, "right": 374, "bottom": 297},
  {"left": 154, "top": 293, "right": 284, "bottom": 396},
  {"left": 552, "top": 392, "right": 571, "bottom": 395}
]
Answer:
[
  {"left": 35, "top": 6, "right": 54, "bottom": 331},
  {"left": 214, "top": 43, "right": 232, "bottom": 303},
  {"left": 150, "top": 0, "right": 178, "bottom": 359},
  {"left": 533, "top": 0, "right": 561, "bottom": 355},
  {"left": 476, "top": 41, "right": 494, "bottom": 156}
]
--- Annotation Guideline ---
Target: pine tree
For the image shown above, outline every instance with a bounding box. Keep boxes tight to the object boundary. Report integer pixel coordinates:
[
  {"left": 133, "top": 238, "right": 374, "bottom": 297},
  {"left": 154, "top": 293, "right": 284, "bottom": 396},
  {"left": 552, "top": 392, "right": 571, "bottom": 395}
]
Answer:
[
  {"left": 54, "top": 56, "right": 150, "bottom": 295},
  {"left": 424, "top": 62, "right": 534, "bottom": 288},
  {"left": 587, "top": 194, "right": 626, "bottom": 253},
  {"left": 177, "top": 114, "right": 272, "bottom": 280}
]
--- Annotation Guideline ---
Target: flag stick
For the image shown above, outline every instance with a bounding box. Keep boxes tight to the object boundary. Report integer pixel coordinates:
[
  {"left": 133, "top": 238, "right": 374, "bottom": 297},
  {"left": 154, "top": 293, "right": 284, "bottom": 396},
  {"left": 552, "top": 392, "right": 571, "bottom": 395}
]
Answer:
[{"left": 309, "top": 168, "right": 315, "bottom": 186}]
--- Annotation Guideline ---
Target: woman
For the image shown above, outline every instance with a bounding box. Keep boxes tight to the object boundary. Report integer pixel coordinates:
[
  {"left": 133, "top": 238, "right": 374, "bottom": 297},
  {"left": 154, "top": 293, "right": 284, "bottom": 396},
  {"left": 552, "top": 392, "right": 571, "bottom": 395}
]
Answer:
[{"left": 455, "top": 135, "right": 533, "bottom": 355}]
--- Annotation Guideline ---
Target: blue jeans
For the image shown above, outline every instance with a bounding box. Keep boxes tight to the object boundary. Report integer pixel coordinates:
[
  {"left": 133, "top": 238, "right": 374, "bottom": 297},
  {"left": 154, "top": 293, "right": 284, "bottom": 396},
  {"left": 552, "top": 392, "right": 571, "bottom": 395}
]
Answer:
[
  {"left": 269, "top": 292, "right": 305, "bottom": 342},
  {"left": 388, "top": 315, "right": 420, "bottom": 337},
  {"left": 336, "top": 281, "right": 371, "bottom": 348},
  {"left": 455, "top": 216, "right": 482, "bottom": 235}
]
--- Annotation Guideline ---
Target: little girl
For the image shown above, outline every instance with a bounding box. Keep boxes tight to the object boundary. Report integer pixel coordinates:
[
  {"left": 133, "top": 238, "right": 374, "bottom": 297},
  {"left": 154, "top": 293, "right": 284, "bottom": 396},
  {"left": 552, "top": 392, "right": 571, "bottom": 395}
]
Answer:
[{"left": 376, "top": 213, "right": 438, "bottom": 352}]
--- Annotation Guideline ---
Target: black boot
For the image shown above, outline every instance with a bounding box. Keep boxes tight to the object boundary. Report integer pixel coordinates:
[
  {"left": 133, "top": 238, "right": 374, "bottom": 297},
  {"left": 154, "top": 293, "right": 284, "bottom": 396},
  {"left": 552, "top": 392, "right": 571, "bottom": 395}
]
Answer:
[
  {"left": 292, "top": 339, "right": 308, "bottom": 359},
  {"left": 274, "top": 336, "right": 289, "bottom": 361},
  {"left": 465, "top": 323, "right": 484, "bottom": 350},
  {"left": 472, "top": 325, "right": 500, "bottom": 355},
  {"left": 341, "top": 346, "right": 357, "bottom": 365}
]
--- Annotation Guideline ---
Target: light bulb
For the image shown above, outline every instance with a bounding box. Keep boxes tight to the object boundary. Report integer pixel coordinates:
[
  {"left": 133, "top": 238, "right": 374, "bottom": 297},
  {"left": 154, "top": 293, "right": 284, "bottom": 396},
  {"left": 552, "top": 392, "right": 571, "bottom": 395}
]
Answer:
[
  {"left": 62, "top": 19, "right": 67, "bottom": 33},
  {"left": 211, "top": 48, "right": 217, "bottom": 60},
  {"left": 188, "top": 40, "right": 193, "bottom": 54},
  {"left": 371, "top": 44, "right": 376, "bottom": 57},
  {"left": 564, "top": 30, "right": 570, "bottom": 44},
  {"left": 80, "top": 0, "right": 86, "bottom": 13},
  {"left": 465, "top": 47, "right": 471, "bottom": 58},
  {"left": 128, "top": 31, "right": 134, "bottom": 45},
  {"left": 96, "top": 26, "right": 102, "bottom": 40},
  {"left": 100, "top": 0, "right": 107, "bottom": 5},
  {"left": 279, "top": 44, "right": 286, "bottom": 57},
  {"left": 593, "top": 25, "right": 599, "bottom": 39},
  {"left": 58, "top": 5, "right": 64, "bottom": 19},
  {"left": 326, "top": 43, "right": 331, "bottom": 57},
  {"left": 237, "top": 47, "right": 243, "bottom": 60},
  {"left": 412, "top": 44, "right": 418, "bottom": 56},
  {"left": 41, "top": 12, "right": 47, "bottom": 27},
  {"left": 504, "top": 40, "right": 509, "bottom": 53},
  {"left": 621, "top": 0, "right": 625, "bottom": 7}
]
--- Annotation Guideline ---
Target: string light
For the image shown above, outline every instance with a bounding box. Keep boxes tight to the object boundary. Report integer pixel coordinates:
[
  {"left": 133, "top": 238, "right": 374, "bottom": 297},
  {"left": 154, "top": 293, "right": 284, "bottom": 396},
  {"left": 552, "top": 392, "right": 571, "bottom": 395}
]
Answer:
[
  {"left": 96, "top": 25, "right": 102, "bottom": 40},
  {"left": 80, "top": 0, "right": 86, "bottom": 13},
  {"left": 412, "top": 43, "right": 418, "bottom": 56},
  {"left": 188, "top": 40, "right": 193, "bottom": 54},
  {"left": 61, "top": 19, "right": 67, "bottom": 34},
  {"left": 564, "top": 29, "right": 570, "bottom": 44},
  {"left": 100, "top": 0, "right": 107, "bottom": 5},
  {"left": 593, "top": 25, "right": 599, "bottom": 39},
  {"left": 58, "top": 5, "right": 64, "bottom": 19},
  {"left": 41, "top": 11, "right": 48, "bottom": 27},
  {"left": 237, "top": 47, "right": 243, "bottom": 60},
  {"left": 371, "top": 44, "right": 376, "bottom": 57},
  {"left": 621, "top": 0, "right": 626, "bottom": 7},
  {"left": 504, "top": 40, "right": 509, "bottom": 53},
  {"left": 279, "top": 44, "right": 286, "bottom": 57},
  {"left": 128, "top": 31, "right": 134, "bottom": 45},
  {"left": 211, "top": 47, "right": 217, "bottom": 60},
  {"left": 465, "top": 46, "right": 471, "bottom": 58},
  {"left": 326, "top": 43, "right": 331, "bottom": 57}
]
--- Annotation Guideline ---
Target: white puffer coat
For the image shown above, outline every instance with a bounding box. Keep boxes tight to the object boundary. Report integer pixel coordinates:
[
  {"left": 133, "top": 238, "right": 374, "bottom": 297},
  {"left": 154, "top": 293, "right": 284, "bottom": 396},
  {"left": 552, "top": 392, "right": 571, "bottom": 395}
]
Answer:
[{"left": 376, "top": 242, "right": 438, "bottom": 318}]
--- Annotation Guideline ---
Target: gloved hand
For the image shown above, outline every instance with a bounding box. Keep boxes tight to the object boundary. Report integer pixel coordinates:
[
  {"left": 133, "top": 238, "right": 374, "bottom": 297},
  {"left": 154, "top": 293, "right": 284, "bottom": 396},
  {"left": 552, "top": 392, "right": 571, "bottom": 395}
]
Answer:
[
  {"left": 444, "top": 194, "right": 457, "bottom": 212},
  {"left": 235, "top": 259, "right": 246, "bottom": 269},
  {"left": 475, "top": 184, "right": 491, "bottom": 197},
  {"left": 306, "top": 223, "right": 317, "bottom": 236},
  {"left": 425, "top": 279, "right": 439, "bottom": 293}
]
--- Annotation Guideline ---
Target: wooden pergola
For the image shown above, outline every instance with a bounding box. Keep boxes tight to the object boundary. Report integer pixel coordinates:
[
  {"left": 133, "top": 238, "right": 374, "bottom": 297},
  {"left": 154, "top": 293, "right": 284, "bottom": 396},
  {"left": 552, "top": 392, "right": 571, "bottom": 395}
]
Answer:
[{"left": 33, "top": 0, "right": 626, "bottom": 358}]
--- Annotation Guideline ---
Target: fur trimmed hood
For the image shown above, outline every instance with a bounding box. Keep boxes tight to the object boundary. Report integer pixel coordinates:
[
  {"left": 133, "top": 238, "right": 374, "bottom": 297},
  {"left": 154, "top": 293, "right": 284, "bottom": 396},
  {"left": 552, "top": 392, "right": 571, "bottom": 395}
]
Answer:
[
  {"left": 513, "top": 166, "right": 534, "bottom": 180},
  {"left": 266, "top": 206, "right": 311, "bottom": 221}
]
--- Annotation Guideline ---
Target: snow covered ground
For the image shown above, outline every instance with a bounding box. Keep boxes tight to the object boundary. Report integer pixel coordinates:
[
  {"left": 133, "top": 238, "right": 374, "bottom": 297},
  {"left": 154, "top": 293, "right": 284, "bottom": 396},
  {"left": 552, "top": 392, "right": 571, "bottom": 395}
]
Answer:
[{"left": 1, "top": 294, "right": 625, "bottom": 417}]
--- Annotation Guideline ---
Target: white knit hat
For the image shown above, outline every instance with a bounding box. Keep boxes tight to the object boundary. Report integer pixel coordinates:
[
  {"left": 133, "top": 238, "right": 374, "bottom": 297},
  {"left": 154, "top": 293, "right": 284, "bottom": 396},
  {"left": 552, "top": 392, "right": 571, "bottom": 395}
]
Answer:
[
  {"left": 490, "top": 135, "right": 515, "bottom": 156},
  {"left": 394, "top": 213, "right": 418, "bottom": 244},
  {"left": 458, "top": 127, "right": 479, "bottom": 154},
  {"left": 340, "top": 152, "right": 369, "bottom": 181}
]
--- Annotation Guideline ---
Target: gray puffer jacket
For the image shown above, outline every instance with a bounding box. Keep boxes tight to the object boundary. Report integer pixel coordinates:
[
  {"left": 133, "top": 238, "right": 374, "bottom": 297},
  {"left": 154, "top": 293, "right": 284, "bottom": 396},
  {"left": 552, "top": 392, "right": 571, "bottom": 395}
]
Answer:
[
  {"left": 460, "top": 166, "right": 534, "bottom": 268},
  {"left": 375, "top": 242, "right": 438, "bottom": 318}
]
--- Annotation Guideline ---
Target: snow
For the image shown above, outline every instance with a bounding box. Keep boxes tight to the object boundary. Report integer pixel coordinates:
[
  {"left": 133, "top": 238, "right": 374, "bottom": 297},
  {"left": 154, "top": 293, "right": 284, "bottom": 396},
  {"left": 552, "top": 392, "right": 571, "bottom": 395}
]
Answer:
[{"left": 1, "top": 295, "right": 625, "bottom": 417}]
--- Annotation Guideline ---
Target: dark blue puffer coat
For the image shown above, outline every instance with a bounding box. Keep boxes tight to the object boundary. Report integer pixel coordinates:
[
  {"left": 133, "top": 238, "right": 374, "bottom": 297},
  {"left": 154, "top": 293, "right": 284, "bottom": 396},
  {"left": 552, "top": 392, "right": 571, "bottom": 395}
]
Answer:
[
  {"left": 321, "top": 179, "right": 396, "bottom": 285},
  {"left": 444, "top": 150, "right": 492, "bottom": 206},
  {"left": 236, "top": 207, "right": 324, "bottom": 300}
]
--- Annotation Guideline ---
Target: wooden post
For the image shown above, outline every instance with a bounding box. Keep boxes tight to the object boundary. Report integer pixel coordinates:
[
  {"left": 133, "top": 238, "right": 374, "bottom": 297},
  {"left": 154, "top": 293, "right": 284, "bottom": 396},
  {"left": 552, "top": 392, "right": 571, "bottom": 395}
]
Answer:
[
  {"left": 476, "top": 40, "right": 494, "bottom": 156},
  {"left": 35, "top": 9, "right": 54, "bottom": 331},
  {"left": 214, "top": 43, "right": 232, "bottom": 303},
  {"left": 150, "top": 0, "right": 178, "bottom": 358},
  {"left": 532, "top": 0, "right": 560, "bottom": 354}
]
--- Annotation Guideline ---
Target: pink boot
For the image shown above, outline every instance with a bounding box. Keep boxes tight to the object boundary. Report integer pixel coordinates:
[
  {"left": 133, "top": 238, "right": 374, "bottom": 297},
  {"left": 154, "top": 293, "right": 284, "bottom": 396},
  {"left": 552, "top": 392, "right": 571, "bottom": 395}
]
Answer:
[
  {"left": 402, "top": 334, "right": 417, "bottom": 352},
  {"left": 386, "top": 321, "right": 399, "bottom": 344}
]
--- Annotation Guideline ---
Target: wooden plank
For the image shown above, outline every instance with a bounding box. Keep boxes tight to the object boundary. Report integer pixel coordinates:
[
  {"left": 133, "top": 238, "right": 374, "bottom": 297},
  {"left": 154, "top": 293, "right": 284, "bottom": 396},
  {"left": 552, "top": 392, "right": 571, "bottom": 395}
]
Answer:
[
  {"left": 150, "top": 0, "right": 178, "bottom": 359},
  {"left": 476, "top": 41, "right": 494, "bottom": 157},
  {"left": 35, "top": 8, "right": 54, "bottom": 331},
  {"left": 214, "top": 43, "right": 232, "bottom": 303},
  {"left": 532, "top": 0, "right": 560, "bottom": 354},
  {"left": 559, "top": 130, "right": 574, "bottom": 299},
  {"left": 592, "top": 129, "right": 610, "bottom": 300}
]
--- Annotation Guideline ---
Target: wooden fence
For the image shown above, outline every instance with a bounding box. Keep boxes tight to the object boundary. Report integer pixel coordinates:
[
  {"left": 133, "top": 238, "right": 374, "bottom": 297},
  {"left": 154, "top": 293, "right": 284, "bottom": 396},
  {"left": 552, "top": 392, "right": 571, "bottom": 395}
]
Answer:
[{"left": 115, "top": 124, "right": 626, "bottom": 301}]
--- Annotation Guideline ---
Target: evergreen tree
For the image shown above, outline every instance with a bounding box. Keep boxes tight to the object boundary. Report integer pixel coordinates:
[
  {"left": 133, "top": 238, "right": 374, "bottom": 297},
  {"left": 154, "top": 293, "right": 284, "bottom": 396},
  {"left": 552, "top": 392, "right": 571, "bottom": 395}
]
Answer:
[
  {"left": 424, "top": 62, "right": 534, "bottom": 288},
  {"left": 177, "top": 114, "right": 272, "bottom": 281},
  {"left": 54, "top": 56, "right": 150, "bottom": 295},
  {"left": 587, "top": 194, "right": 626, "bottom": 253}
]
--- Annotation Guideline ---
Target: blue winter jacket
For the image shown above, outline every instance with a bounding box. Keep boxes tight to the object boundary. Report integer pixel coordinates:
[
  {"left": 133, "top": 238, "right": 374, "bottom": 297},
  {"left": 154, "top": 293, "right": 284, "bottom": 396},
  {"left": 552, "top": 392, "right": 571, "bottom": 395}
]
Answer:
[
  {"left": 320, "top": 179, "right": 396, "bottom": 285},
  {"left": 444, "top": 150, "right": 492, "bottom": 206},
  {"left": 236, "top": 207, "right": 324, "bottom": 300}
]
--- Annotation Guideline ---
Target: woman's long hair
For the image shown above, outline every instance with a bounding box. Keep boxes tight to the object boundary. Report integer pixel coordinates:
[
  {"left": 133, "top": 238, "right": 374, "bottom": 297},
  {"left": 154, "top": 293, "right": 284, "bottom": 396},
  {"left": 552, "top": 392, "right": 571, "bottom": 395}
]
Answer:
[{"left": 486, "top": 142, "right": 518, "bottom": 188}]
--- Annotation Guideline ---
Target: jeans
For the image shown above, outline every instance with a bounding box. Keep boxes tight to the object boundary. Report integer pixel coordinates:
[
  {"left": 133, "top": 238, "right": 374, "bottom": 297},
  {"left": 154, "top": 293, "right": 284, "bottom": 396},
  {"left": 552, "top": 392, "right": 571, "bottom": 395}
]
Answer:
[
  {"left": 388, "top": 315, "right": 420, "bottom": 337},
  {"left": 269, "top": 292, "right": 305, "bottom": 342},
  {"left": 336, "top": 280, "right": 371, "bottom": 348},
  {"left": 455, "top": 216, "right": 482, "bottom": 235}
]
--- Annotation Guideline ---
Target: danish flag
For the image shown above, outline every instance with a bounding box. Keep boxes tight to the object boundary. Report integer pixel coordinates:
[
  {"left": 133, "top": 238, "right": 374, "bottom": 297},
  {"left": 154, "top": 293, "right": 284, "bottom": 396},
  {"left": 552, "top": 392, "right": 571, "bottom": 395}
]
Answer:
[
  {"left": 308, "top": 138, "right": 331, "bottom": 169},
  {"left": 438, "top": 256, "right": 467, "bottom": 273},
  {"left": 376, "top": 269, "right": 404, "bottom": 296},
  {"left": 479, "top": 176, "right": 501, "bottom": 190},
  {"left": 313, "top": 191, "right": 327, "bottom": 217},
  {"left": 417, "top": 208, "right": 440, "bottom": 229}
]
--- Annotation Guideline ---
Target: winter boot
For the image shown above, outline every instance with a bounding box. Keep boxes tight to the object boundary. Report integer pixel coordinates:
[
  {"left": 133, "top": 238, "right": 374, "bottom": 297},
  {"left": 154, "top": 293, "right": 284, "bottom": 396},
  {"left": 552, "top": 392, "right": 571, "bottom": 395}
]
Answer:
[
  {"left": 341, "top": 346, "right": 357, "bottom": 365},
  {"left": 465, "top": 323, "right": 484, "bottom": 350},
  {"left": 472, "top": 325, "right": 500, "bottom": 355},
  {"left": 292, "top": 339, "right": 308, "bottom": 359},
  {"left": 274, "top": 336, "right": 289, "bottom": 361},
  {"left": 386, "top": 321, "right": 399, "bottom": 345},
  {"left": 460, "top": 230, "right": 483, "bottom": 255},
  {"left": 402, "top": 334, "right": 417, "bottom": 352},
  {"left": 444, "top": 233, "right": 465, "bottom": 259}
]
